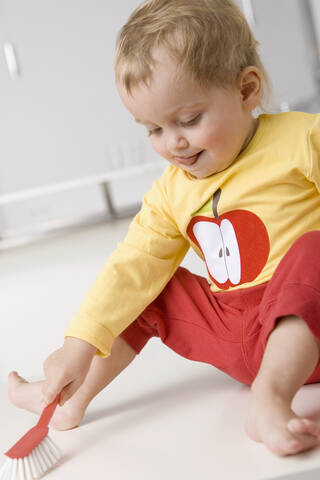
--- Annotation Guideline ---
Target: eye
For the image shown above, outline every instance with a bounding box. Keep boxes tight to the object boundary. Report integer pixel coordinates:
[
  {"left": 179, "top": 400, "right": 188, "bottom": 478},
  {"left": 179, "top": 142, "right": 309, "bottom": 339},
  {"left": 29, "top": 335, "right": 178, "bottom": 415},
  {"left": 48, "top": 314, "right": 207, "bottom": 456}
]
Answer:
[
  {"left": 148, "top": 127, "right": 162, "bottom": 137},
  {"left": 180, "top": 113, "right": 202, "bottom": 127}
]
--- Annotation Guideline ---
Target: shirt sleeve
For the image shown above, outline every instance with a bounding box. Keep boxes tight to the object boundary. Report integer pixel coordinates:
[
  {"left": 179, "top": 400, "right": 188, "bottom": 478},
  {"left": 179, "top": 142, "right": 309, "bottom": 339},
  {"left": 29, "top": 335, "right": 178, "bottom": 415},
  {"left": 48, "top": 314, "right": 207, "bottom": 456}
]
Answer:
[
  {"left": 307, "top": 114, "right": 320, "bottom": 191},
  {"left": 64, "top": 173, "right": 189, "bottom": 357}
]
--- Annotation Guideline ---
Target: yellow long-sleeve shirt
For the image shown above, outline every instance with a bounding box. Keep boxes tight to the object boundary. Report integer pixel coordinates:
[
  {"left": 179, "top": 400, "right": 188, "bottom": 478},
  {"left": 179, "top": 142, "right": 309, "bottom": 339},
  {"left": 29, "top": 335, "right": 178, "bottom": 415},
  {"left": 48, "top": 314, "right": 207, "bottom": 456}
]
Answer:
[{"left": 65, "top": 111, "right": 320, "bottom": 357}]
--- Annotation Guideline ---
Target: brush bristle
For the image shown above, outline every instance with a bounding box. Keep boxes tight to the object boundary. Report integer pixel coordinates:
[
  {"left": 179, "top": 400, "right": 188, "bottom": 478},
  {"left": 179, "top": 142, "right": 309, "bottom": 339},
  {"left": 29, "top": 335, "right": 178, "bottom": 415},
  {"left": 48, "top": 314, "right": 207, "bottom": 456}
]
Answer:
[{"left": 0, "top": 436, "right": 62, "bottom": 479}]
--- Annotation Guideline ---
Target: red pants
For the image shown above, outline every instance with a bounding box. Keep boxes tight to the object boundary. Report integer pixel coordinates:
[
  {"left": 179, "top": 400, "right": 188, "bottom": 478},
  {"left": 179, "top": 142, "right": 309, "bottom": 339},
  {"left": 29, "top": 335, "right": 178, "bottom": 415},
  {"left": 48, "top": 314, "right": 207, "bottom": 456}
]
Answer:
[{"left": 120, "top": 231, "right": 320, "bottom": 385}]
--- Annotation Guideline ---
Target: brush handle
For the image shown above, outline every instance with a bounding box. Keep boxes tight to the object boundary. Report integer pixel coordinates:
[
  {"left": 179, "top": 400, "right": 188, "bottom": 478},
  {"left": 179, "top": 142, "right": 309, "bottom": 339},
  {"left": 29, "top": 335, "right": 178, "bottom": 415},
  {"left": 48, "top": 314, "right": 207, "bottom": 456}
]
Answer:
[
  {"left": 36, "top": 394, "right": 60, "bottom": 429},
  {"left": 5, "top": 393, "right": 61, "bottom": 459}
]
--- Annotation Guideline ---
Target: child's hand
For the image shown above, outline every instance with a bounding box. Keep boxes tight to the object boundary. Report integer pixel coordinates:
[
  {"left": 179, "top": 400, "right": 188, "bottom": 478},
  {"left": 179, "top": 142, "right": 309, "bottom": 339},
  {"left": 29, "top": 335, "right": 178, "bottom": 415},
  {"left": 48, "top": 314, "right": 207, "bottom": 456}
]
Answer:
[{"left": 42, "top": 336, "right": 97, "bottom": 407}]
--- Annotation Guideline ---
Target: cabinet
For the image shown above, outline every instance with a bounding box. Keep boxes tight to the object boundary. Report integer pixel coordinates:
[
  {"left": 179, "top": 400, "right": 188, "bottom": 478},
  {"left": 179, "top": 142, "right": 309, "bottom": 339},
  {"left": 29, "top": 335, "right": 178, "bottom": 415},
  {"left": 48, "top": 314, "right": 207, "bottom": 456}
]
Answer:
[
  {"left": 2, "top": 0, "right": 121, "bottom": 191},
  {"left": 0, "top": 0, "right": 162, "bottom": 244}
]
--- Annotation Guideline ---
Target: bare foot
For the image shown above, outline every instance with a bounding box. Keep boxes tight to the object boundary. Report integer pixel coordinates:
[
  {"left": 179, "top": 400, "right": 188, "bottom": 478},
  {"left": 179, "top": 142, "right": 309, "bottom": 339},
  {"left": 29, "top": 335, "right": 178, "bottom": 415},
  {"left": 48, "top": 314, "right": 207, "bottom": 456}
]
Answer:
[
  {"left": 8, "top": 371, "right": 87, "bottom": 431},
  {"left": 245, "top": 389, "right": 320, "bottom": 456}
]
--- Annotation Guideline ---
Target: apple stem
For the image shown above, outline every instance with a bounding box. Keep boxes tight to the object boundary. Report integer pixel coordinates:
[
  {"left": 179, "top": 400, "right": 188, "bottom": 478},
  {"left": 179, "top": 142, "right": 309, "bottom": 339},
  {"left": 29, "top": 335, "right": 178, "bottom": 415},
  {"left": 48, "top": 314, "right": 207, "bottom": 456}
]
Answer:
[{"left": 212, "top": 188, "right": 221, "bottom": 220}]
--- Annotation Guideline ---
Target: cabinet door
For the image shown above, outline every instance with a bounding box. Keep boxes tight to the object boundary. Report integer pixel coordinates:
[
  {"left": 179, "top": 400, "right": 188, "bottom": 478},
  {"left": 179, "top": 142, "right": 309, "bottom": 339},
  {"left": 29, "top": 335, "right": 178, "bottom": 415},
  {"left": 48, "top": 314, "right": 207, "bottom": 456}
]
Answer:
[
  {"left": 311, "top": 0, "right": 320, "bottom": 49},
  {"left": 0, "top": 0, "right": 144, "bottom": 193}
]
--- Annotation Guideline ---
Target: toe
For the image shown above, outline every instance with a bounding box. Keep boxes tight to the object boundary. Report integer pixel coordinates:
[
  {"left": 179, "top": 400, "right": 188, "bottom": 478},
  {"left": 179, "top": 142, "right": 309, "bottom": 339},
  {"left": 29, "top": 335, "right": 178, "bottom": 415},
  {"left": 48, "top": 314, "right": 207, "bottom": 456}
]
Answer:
[
  {"left": 269, "top": 430, "right": 302, "bottom": 456},
  {"left": 8, "top": 371, "right": 19, "bottom": 390},
  {"left": 8, "top": 371, "right": 27, "bottom": 384},
  {"left": 288, "top": 418, "right": 304, "bottom": 434},
  {"left": 301, "top": 419, "right": 320, "bottom": 437},
  {"left": 288, "top": 418, "right": 320, "bottom": 437},
  {"left": 8, "top": 371, "right": 29, "bottom": 408}
]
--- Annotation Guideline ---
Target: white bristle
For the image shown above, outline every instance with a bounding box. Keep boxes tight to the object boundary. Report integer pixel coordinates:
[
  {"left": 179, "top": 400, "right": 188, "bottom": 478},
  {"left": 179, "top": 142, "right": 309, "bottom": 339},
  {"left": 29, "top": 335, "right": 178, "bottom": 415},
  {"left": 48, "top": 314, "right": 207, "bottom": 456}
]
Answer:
[
  {"left": 27, "top": 452, "right": 36, "bottom": 479},
  {"left": 28, "top": 451, "right": 40, "bottom": 479},
  {"left": 23, "top": 456, "right": 33, "bottom": 480},
  {"left": 37, "top": 444, "right": 52, "bottom": 470},
  {"left": 0, "top": 435, "right": 61, "bottom": 480},
  {"left": 38, "top": 443, "right": 52, "bottom": 468},
  {"left": 40, "top": 440, "right": 55, "bottom": 465},
  {"left": 32, "top": 447, "right": 44, "bottom": 476},
  {"left": 17, "top": 458, "right": 24, "bottom": 479},
  {"left": 6, "top": 458, "right": 12, "bottom": 479},
  {"left": 34, "top": 444, "right": 48, "bottom": 474},
  {"left": 43, "top": 437, "right": 61, "bottom": 461},
  {"left": 10, "top": 458, "right": 18, "bottom": 480},
  {"left": 0, "top": 458, "right": 11, "bottom": 479},
  {"left": 0, "top": 458, "right": 9, "bottom": 472},
  {"left": 2, "top": 462, "right": 10, "bottom": 480}
]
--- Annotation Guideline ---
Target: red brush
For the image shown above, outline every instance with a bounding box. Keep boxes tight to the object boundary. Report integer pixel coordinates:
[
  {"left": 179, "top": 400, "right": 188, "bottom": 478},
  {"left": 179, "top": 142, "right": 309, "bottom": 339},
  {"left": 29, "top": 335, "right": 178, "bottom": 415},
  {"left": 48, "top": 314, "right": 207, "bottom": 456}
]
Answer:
[{"left": 0, "top": 395, "right": 62, "bottom": 479}]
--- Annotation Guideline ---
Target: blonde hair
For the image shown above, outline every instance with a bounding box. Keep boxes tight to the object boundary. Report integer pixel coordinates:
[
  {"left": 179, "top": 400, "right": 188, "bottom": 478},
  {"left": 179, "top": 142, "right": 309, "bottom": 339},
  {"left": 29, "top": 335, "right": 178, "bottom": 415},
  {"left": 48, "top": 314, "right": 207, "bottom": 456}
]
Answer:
[{"left": 115, "top": 0, "right": 271, "bottom": 106}]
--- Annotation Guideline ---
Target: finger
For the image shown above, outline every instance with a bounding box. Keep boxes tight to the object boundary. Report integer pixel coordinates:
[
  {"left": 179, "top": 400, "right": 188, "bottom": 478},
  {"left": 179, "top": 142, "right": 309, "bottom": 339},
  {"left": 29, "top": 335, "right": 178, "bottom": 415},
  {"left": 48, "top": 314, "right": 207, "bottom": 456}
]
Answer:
[{"left": 60, "top": 379, "right": 82, "bottom": 406}]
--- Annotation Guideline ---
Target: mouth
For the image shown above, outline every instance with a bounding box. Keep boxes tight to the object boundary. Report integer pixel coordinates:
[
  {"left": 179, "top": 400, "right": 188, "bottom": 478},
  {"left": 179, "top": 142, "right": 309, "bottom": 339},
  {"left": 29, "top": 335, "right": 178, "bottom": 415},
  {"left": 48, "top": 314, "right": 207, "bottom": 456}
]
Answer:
[{"left": 174, "top": 151, "right": 204, "bottom": 166}]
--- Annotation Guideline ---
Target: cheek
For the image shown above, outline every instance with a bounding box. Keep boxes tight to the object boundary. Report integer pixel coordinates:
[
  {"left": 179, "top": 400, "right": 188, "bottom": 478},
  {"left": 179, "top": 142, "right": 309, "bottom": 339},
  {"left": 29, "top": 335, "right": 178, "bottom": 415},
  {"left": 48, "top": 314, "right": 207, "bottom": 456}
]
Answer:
[
  {"left": 150, "top": 137, "right": 168, "bottom": 159},
  {"left": 199, "top": 126, "right": 228, "bottom": 150},
  {"left": 201, "top": 119, "right": 238, "bottom": 152}
]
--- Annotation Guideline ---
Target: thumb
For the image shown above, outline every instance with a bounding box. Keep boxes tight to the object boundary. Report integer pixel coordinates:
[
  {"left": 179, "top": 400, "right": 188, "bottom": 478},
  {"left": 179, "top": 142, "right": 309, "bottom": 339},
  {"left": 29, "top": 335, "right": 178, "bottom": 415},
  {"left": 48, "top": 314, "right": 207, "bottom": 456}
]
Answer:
[{"left": 42, "top": 379, "right": 64, "bottom": 406}]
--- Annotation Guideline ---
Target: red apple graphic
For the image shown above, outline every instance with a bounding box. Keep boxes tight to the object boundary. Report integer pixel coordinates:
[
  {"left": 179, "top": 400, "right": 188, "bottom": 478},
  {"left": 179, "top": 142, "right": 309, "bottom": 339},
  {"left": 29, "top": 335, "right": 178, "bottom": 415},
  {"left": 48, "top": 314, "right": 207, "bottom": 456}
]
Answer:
[{"left": 187, "top": 189, "right": 270, "bottom": 290}]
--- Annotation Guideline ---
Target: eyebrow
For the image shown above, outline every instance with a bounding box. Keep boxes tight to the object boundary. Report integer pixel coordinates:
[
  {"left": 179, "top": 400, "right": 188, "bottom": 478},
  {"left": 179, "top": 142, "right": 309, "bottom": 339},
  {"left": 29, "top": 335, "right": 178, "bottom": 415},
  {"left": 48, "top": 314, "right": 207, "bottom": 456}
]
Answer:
[
  {"left": 134, "top": 102, "right": 205, "bottom": 126},
  {"left": 135, "top": 118, "right": 157, "bottom": 127}
]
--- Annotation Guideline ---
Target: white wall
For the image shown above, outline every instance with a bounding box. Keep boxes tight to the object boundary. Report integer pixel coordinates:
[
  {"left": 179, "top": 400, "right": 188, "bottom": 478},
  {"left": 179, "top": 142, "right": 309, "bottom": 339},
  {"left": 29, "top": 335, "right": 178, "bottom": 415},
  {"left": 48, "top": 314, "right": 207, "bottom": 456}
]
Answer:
[
  {"left": 1, "top": 0, "right": 320, "bottom": 242},
  {"left": 0, "top": 0, "right": 164, "bottom": 240}
]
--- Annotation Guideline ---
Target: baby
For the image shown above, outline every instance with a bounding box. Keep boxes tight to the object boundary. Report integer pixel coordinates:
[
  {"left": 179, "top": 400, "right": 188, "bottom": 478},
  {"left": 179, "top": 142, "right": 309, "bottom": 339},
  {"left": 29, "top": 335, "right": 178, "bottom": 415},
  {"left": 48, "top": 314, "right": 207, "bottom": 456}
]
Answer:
[{"left": 9, "top": 0, "right": 320, "bottom": 457}]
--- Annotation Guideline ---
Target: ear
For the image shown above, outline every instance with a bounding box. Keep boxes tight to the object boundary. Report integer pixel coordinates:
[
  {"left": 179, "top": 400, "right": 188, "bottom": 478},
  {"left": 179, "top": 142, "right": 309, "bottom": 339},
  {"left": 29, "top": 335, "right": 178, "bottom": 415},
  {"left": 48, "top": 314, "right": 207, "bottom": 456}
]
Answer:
[{"left": 237, "top": 66, "right": 263, "bottom": 111}]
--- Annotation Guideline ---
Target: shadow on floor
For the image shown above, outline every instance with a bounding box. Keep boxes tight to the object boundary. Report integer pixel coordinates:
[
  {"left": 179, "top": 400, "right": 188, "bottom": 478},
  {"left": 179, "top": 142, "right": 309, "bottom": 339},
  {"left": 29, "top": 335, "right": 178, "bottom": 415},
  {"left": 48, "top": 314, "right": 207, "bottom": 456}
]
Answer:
[{"left": 82, "top": 368, "right": 240, "bottom": 427}]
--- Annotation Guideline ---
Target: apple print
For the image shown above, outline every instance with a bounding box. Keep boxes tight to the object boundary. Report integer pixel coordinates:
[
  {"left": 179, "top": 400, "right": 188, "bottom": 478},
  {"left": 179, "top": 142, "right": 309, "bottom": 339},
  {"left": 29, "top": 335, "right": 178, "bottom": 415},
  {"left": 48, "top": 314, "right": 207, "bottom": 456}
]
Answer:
[{"left": 187, "top": 189, "right": 270, "bottom": 290}]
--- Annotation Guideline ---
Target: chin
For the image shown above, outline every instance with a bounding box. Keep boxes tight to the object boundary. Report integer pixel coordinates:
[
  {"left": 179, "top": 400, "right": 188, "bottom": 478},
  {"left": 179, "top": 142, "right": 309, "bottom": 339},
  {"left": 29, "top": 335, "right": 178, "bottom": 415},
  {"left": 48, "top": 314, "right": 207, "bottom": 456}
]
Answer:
[
  {"left": 190, "top": 157, "right": 218, "bottom": 178},
  {"left": 200, "top": 173, "right": 215, "bottom": 179},
  {"left": 190, "top": 172, "right": 211, "bottom": 179},
  {"left": 191, "top": 167, "right": 216, "bottom": 178}
]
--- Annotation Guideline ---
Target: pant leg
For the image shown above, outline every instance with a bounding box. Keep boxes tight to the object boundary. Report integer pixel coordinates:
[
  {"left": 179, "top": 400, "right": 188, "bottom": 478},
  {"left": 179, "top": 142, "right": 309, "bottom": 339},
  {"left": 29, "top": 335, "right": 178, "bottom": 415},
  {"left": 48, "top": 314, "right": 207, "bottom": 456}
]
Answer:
[
  {"left": 245, "top": 231, "right": 320, "bottom": 384},
  {"left": 120, "top": 266, "right": 265, "bottom": 385}
]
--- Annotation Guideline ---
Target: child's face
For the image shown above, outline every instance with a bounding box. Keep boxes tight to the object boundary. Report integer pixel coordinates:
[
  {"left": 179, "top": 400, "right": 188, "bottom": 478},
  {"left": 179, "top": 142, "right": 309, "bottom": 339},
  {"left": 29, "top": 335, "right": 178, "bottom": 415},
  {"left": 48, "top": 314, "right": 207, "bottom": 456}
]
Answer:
[{"left": 118, "top": 53, "right": 260, "bottom": 179}]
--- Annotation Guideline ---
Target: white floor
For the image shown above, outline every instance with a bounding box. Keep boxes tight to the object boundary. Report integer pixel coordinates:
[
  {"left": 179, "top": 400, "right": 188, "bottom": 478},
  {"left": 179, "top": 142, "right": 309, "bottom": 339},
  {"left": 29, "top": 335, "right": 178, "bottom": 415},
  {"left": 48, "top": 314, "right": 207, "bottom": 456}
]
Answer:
[{"left": 2, "top": 218, "right": 320, "bottom": 479}]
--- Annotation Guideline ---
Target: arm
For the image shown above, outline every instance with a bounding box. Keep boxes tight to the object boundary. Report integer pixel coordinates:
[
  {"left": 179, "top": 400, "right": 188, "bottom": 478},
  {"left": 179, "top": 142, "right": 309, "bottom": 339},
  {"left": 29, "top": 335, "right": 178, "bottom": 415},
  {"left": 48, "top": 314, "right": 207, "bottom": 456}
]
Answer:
[{"left": 43, "top": 173, "right": 189, "bottom": 404}]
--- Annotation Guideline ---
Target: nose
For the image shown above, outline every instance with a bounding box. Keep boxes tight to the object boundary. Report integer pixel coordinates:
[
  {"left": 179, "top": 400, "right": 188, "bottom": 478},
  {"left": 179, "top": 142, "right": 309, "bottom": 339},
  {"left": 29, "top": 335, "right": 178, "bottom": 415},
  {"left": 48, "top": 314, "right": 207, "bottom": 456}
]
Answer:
[{"left": 166, "top": 130, "right": 189, "bottom": 153}]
